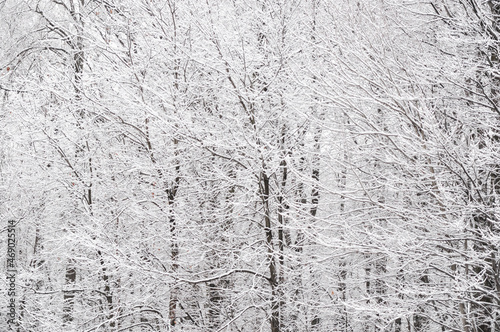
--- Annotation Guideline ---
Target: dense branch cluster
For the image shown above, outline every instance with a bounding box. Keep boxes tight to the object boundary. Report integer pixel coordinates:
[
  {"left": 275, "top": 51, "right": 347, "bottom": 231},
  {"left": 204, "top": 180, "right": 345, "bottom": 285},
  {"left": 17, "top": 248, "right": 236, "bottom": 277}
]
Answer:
[{"left": 1, "top": 0, "right": 500, "bottom": 331}]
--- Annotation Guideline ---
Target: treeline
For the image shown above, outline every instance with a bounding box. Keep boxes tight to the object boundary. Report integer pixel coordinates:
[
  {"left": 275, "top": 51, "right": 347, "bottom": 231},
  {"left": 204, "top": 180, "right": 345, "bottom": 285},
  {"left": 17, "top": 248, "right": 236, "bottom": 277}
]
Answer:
[{"left": 1, "top": 1, "right": 499, "bottom": 331}]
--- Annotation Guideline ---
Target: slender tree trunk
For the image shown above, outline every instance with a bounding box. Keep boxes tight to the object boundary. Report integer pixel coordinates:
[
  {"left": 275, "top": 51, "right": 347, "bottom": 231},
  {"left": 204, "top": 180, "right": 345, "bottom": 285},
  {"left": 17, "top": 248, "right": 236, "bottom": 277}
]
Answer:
[
  {"left": 277, "top": 125, "right": 289, "bottom": 331},
  {"left": 167, "top": 138, "right": 181, "bottom": 327},
  {"left": 63, "top": 0, "right": 86, "bottom": 323},
  {"left": 260, "top": 171, "right": 280, "bottom": 332},
  {"left": 63, "top": 264, "right": 76, "bottom": 325}
]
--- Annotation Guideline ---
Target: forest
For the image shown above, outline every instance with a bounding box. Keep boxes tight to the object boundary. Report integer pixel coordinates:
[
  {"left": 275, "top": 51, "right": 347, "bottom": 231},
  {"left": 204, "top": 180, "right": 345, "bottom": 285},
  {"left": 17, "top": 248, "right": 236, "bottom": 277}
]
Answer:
[{"left": 1, "top": 0, "right": 500, "bottom": 331}]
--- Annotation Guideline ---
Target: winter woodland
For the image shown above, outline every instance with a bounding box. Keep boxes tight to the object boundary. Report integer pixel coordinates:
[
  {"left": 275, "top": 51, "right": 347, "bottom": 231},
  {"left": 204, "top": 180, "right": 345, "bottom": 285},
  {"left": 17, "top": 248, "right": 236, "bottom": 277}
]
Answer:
[{"left": 1, "top": 0, "right": 500, "bottom": 331}]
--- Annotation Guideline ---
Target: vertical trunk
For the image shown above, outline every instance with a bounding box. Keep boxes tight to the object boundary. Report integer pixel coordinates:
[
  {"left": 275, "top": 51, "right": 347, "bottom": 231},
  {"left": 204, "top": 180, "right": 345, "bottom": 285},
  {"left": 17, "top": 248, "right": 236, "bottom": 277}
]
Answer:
[
  {"left": 98, "top": 250, "right": 115, "bottom": 329},
  {"left": 168, "top": 190, "right": 179, "bottom": 327},
  {"left": 308, "top": 3, "right": 322, "bottom": 328},
  {"left": 143, "top": 108, "right": 181, "bottom": 329},
  {"left": 276, "top": 124, "right": 290, "bottom": 331},
  {"left": 63, "top": 0, "right": 85, "bottom": 324},
  {"left": 63, "top": 264, "right": 76, "bottom": 325},
  {"left": 394, "top": 262, "right": 406, "bottom": 332},
  {"left": 165, "top": 2, "right": 181, "bottom": 325},
  {"left": 208, "top": 281, "right": 223, "bottom": 330},
  {"left": 338, "top": 129, "right": 349, "bottom": 332},
  {"left": 470, "top": 214, "right": 497, "bottom": 332},
  {"left": 168, "top": 140, "right": 181, "bottom": 327},
  {"left": 412, "top": 274, "right": 429, "bottom": 332},
  {"left": 260, "top": 171, "right": 280, "bottom": 332},
  {"left": 277, "top": 125, "right": 288, "bottom": 284},
  {"left": 206, "top": 167, "right": 236, "bottom": 330},
  {"left": 88, "top": 150, "right": 114, "bottom": 327},
  {"left": 309, "top": 127, "right": 321, "bottom": 330},
  {"left": 339, "top": 188, "right": 348, "bottom": 331},
  {"left": 467, "top": 3, "right": 500, "bottom": 331}
]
